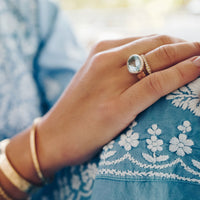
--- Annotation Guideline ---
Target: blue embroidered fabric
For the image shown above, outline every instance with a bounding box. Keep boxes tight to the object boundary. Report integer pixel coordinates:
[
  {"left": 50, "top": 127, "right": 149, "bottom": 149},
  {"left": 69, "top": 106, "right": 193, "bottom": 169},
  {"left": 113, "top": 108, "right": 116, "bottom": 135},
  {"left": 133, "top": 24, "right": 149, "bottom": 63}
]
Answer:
[
  {"left": 91, "top": 80, "right": 200, "bottom": 199},
  {"left": 1, "top": 0, "right": 200, "bottom": 199}
]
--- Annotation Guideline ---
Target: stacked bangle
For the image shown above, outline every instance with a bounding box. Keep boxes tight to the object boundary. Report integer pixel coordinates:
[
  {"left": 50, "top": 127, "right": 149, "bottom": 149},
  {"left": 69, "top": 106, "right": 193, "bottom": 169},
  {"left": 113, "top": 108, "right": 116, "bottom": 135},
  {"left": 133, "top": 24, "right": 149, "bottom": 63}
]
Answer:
[
  {"left": 0, "top": 185, "right": 13, "bottom": 200},
  {"left": 0, "top": 139, "right": 37, "bottom": 194},
  {"left": 30, "top": 118, "right": 49, "bottom": 184},
  {"left": 0, "top": 117, "right": 50, "bottom": 199}
]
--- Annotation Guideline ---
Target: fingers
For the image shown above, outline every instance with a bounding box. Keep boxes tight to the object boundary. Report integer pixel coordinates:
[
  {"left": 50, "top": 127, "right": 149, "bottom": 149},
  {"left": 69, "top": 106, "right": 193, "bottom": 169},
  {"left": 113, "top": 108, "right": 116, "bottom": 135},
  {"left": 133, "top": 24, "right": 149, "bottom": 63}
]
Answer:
[
  {"left": 117, "top": 35, "right": 185, "bottom": 66},
  {"left": 120, "top": 56, "right": 200, "bottom": 118},
  {"left": 145, "top": 42, "right": 200, "bottom": 72},
  {"left": 89, "top": 34, "right": 155, "bottom": 56},
  {"left": 119, "top": 41, "right": 200, "bottom": 88},
  {"left": 117, "top": 41, "right": 200, "bottom": 89},
  {"left": 88, "top": 35, "right": 185, "bottom": 70}
]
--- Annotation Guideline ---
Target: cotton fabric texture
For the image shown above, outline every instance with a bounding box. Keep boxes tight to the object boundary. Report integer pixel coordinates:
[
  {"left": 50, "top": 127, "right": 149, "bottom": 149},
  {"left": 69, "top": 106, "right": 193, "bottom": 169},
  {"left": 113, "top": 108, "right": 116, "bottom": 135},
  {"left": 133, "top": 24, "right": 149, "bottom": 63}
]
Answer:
[{"left": 0, "top": 0, "right": 200, "bottom": 199}]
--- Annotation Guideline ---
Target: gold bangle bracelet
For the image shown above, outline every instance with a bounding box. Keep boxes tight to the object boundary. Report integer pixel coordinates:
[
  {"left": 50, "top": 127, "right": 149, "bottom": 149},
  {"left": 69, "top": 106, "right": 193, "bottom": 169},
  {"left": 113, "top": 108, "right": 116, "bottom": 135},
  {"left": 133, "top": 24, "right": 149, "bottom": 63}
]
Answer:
[
  {"left": 30, "top": 118, "right": 47, "bottom": 184},
  {"left": 0, "top": 186, "right": 13, "bottom": 200},
  {"left": 0, "top": 140, "right": 36, "bottom": 194}
]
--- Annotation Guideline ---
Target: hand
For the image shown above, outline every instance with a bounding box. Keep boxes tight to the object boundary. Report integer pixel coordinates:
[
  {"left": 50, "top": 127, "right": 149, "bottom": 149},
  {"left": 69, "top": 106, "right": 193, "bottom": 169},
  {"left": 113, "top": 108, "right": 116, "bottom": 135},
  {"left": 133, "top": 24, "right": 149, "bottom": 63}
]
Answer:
[{"left": 16, "top": 35, "right": 200, "bottom": 177}]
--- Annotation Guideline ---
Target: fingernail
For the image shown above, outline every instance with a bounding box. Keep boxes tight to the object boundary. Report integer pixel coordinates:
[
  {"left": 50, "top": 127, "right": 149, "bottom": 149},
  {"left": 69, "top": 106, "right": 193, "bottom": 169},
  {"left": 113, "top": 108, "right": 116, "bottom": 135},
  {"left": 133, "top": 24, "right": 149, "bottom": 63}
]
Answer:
[{"left": 193, "top": 56, "right": 200, "bottom": 67}]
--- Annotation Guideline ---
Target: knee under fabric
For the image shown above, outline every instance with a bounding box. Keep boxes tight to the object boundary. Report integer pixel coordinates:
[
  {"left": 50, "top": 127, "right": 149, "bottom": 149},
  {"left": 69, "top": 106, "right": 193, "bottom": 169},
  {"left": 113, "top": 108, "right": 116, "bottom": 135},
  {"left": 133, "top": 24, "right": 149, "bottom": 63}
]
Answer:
[{"left": 91, "top": 78, "right": 200, "bottom": 200}]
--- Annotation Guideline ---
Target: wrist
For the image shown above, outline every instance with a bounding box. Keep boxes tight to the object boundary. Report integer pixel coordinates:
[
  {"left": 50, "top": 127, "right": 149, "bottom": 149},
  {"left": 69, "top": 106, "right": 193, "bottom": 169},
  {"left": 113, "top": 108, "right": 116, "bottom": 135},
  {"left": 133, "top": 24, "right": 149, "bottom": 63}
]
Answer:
[
  {"left": 6, "top": 129, "right": 41, "bottom": 186},
  {"left": 36, "top": 115, "right": 64, "bottom": 176},
  {"left": 1, "top": 131, "right": 36, "bottom": 200}
]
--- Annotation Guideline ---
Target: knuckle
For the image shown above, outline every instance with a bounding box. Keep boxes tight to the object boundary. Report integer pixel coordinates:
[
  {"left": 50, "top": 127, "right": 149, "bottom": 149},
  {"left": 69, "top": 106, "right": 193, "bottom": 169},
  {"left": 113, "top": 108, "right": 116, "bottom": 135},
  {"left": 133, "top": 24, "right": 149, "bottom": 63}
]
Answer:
[
  {"left": 193, "top": 41, "right": 200, "bottom": 50},
  {"left": 90, "top": 50, "right": 116, "bottom": 70},
  {"left": 92, "top": 52, "right": 104, "bottom": 63},
  {"left": 92, "top": 51, "right": 113, "bottom": 63},
  {"left": 92, "top": 40, "right": 109, "bottom": 54},
  {"left": 156, "top": 45, "right": 177, "bottom": 64},
  {"left": 145, "top": 72, "right": 166, "bottom": 96},
  {"left": 173, "top": 66, "right": 186, "bottom": 84},
  {"left": 157, "top": 34, "right": 173, "bottom": 45},
  {"left": 90, "top": 52, "right": 105, "bottom": 69}
]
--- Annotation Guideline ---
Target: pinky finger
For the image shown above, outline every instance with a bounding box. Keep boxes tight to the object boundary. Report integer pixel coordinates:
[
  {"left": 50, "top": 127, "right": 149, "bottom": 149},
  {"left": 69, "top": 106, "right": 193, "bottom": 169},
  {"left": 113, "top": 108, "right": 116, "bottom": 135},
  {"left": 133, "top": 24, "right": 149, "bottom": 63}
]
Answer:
[{"left": 120, "top": 56, "right": 200, "bottom": 118}]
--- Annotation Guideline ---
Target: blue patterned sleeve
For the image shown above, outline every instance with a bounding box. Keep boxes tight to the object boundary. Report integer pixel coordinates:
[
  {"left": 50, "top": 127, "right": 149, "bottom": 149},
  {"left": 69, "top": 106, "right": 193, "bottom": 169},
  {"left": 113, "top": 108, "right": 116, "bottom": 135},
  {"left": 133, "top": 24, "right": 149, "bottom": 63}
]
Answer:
[{"left": 34, "top": 0, "right": 86, "bottom": 113}]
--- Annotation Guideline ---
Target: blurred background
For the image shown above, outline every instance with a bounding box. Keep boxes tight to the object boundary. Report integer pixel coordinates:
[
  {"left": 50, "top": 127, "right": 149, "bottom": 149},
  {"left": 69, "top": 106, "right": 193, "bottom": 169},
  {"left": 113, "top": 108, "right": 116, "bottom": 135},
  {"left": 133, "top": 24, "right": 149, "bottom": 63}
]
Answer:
[{"left": 58, "top": 0, "right": 200, "bottom": 50}]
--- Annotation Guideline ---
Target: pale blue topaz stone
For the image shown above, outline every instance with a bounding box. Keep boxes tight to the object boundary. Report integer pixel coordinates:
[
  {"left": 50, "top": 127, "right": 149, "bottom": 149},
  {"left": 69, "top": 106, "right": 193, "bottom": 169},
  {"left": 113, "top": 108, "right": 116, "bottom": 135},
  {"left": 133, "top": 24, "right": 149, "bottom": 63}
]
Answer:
[{"left": 127, "top": 54, "right": 144, "bottom": 74}]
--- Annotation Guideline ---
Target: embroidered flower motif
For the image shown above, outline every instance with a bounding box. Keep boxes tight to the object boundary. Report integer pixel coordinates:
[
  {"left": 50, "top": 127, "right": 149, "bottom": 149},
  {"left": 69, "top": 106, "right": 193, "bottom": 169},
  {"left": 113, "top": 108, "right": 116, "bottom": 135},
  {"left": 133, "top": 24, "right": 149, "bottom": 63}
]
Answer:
[
  {"left": 166, "top": 78, "right": 200, "bottom": 116},
  {"left": 118, "top": 130, "right": 139, "bottom": 151},
  {"left": 81, "top": 163, "right": 98, "bottom": 191},
  {"left": 103, "top": 141, "right": 114, "bottom": 152},
  {"left": 177, "top": 121, "right": 192, "bottom": 133},
  {"left": 143, "top": 124, "right": 169, "bottom": 163},
  {"left": 169, "top": 134, "right": 194, "bottom": 156},
  {"left": 71, "top": 175, "right": 81, "bottom": 190},
  {"left": 101, "top": 141, "right": 116, "bottom": 160},
  {"left": 81, "top": 163, "right": 98, "bottom": 183},
  {"left": 147, "top": 124, "right": 162, "bottom": 135},
  {"left": 129, "top": 120, "right": 137, "bottom": 129},
  {"left": 67, "top": 162, "right": 98, "bottom": 198},
  {"left": 146, "top": 135, "right": 163, "bottom": 152}
]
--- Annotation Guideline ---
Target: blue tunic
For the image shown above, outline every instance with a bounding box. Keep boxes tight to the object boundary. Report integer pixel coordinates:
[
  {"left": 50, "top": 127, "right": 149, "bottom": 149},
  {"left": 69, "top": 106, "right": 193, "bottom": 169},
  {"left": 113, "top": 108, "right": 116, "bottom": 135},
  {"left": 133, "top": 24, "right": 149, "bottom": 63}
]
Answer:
[{"left": 0, "top": 0, "right": 200, "bottom": 199}]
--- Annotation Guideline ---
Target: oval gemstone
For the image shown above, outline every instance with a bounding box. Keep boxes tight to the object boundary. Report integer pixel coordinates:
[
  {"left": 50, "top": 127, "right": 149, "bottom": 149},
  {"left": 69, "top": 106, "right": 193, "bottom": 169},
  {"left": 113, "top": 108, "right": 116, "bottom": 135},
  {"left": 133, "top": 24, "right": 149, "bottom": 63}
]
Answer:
[{"left": 127, "top": 54, "right": 143, "bottom": 74}]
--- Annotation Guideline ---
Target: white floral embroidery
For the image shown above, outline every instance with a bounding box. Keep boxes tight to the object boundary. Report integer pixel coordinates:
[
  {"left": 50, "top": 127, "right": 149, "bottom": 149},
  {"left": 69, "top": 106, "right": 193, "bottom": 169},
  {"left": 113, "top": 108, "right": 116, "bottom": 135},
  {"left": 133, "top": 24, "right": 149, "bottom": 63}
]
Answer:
[
  {"left": 54, "top": 162, "right": 98, "bottom": 200},
  {"left": 147, "top": 124, "right": 162, "bottom": 135},
  {"left": 98, "top": 168, "right": 200, "bottom": 184},
  {"left": 81, "top": 163, "right": 98, "bottom": 191},
  {"left": 0, "top": 0, "right": 40, "bottom": 140},
  {"left": 169, "top": 134, "right": 194, "bottom": 156},
  {"left": 143, "top": 124, "right": 168, "bottom": 163},
  {"left": 99, "top": 119, "right": 200, "bottom": 187},
  {"left": 103, "top": 141, "right": 114, "bottom": 152},
  {"left": 118, "top": 130, "right": 139, "bottom": 151},
  {"left": 177, "top": 121, "right": 192, "bottom": 133},
  {"left": 166, "top": 78, "right": 200, "bottom": 116},
  {"left": 81, "top": 163, "right": 97, "bottom": 182},
  {"left": 101, "top": 141, "right": 116, "bottom": 160},
  {"left": 146, "top": 136, "right": 163, "bottom": 152},
  {"left": 71, "top": 175, "right": 81, "bottom": 190},
  {"left": 129, "top": 120, "right": 137, "bottom": 129},
  {"left": 99, "top": 152, "right": 200, "bottom": 177},
  {"left": 192, "top": 159, "right": 200, "bottom": 170}
]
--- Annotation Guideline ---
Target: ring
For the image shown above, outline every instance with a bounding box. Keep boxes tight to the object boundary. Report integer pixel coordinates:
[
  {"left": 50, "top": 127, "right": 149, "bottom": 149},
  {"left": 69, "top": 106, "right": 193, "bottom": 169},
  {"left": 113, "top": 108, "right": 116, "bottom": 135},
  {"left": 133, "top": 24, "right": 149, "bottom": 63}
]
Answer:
[
  {"left": 127, "top": 54, "right": 152, "bottom": 79},
  {"left": 141, "top": 55, "right": 152, "bottom": 75}
]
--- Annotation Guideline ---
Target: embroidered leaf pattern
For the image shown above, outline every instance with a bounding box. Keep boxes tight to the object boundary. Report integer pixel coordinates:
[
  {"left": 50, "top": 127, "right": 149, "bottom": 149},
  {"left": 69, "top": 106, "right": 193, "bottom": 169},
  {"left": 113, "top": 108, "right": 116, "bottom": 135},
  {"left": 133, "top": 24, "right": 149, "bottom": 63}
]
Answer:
[
  {"left": 192, "top": 159, "right": 200, "bottom": 170},
  {"left": 100, "top": 151, "right": 116, "bottom": 160},
  {"left": 166, "top": 79, "right": 200, "bottom": 116},
  {"left": 142, "top": 153, "right": 155, "bottom": 163},
  {"left": 156, "top": 155, "right": 169, "bottom": 162},
  {"left": 142, "top": 153, "right": 169, "bottom": 163}
]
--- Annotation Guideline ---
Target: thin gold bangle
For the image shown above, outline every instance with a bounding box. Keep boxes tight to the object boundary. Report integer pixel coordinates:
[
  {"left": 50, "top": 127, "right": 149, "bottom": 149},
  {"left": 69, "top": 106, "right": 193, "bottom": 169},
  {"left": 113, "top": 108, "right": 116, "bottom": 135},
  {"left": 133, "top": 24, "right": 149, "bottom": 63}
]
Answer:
[
  {"left": 30, "top": 118, "right": 47, "bottom": 183},
  {"left": 0, "top": 140, "right": 36, "bottom": 193},
  {"left": 0, "top": 186, "right": 13, "bottom": 200}
]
